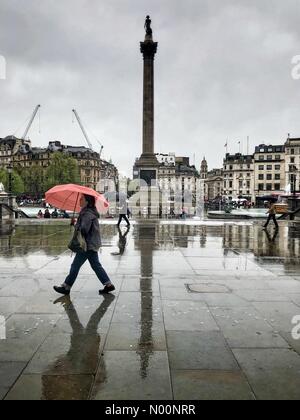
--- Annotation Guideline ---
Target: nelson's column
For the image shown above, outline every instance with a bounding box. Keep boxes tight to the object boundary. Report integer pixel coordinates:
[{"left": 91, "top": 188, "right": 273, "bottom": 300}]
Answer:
[{"left": 133, "top": 16, "right": 160, "bottom": 185}]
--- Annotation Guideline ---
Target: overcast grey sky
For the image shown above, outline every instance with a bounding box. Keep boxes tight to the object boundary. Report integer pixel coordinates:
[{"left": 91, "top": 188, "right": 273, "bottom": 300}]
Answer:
[{"left": 0, "top": 0, "right": 300, "bottom": 175}]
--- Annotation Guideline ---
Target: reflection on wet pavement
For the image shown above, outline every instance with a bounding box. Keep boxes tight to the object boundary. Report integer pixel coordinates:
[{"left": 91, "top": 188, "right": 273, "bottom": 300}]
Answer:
[{"left": 1, "top": 221, "right": 300, "bottom": 400}]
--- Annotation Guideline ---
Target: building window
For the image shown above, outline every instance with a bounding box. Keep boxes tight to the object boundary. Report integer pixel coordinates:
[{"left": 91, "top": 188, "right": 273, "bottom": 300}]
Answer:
[
  {"left": 258, "top": 184, "right": 264, "bottom": 191},
  {"left": 259, "top": 156, "right": 264, "bottom": 161},
  {"left": 289, "top": 165, "right": 296, "bottom": 172},
  {"left": 291, "top": 157, "right": 295, "bottom": 164},
  {"left": 267, "top": 165, "right": 272, "bottom": 171},
  {"left": 275, "top": 174, "right": 281, "bottom": 180},
  {"left": 275, "top": 155, "right": 281, "bottom": 160},
  {"left": 259, "top": 165, "right": 264, "bottom": 170},
  {"left": 275, "top": 165, "right": 281, "bottom": 170},
  {"left": 291, "top": 149, "right": 295, "bottom": 155},
  {"left": 274, "top": 184, "right": 281, "bottom": 191},
  {"left": 267, "top": 155, "right": 272, "bottom": 161},
  {"left": 259, "top": 174, "right": 264, "bottom": 180},
  {"left": 266, "top": 184, "right": 272, "bottom": 191},
  {"left": 266, "top": 174, "right": 272, "bottom": 180}
]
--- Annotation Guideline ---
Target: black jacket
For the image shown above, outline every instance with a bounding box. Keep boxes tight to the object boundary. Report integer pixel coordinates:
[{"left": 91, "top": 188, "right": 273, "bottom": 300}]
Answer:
[{"left": 77, "top": 207, "right": 102, "bottom": 252}]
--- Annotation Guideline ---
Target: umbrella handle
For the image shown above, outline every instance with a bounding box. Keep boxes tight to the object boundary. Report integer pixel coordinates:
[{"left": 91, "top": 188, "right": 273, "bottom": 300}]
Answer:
[{"left": 70, "top": 192, "right": 80, "bottom": 232}]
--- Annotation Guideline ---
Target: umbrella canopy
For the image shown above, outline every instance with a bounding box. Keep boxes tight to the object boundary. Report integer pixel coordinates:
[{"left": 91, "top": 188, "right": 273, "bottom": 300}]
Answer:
[{"left": 45, "top": 184, "right": 109, "bottom": 213}]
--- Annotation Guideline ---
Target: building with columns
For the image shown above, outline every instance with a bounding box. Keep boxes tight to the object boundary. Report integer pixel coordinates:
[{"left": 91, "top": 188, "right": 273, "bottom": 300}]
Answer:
[
  {"left": 223, "top": 153, "right": 255, "bottom": 201},
  {"left": 205, "top": 169, "right": 224, "bottom": 201}
]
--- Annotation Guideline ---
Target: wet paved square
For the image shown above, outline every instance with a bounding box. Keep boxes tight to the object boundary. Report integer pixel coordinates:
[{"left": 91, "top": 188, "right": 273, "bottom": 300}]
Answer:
[{"left": 1, "top": 220, "right": 300, "bottom": 400}]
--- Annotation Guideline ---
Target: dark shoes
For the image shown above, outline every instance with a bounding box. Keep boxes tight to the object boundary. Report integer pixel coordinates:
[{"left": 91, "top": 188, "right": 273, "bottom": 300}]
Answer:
[
  {"left": 99, "top": 284, "right": 115, "bottom": 294},
  {"left": 53, "top": 286, "right": 70, "bottom": 296}
]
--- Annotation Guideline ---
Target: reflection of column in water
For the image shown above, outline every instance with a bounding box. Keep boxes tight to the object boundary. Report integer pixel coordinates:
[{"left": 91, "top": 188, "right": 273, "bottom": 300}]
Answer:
[
  {"left": 200, "top": 226, "right": 207, "bottom": 248},
  {"left": 195, "top": 179, "right": 205, "bottom": 220},
  {"left": 135, "top": 223, "right": 157, "bottom": 378}
]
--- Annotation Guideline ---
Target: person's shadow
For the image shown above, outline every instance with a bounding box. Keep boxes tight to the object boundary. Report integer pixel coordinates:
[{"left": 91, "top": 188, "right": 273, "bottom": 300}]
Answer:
[
  {"left": 111, "top": 226, "right": 130, "bottom": 256},
  {"left": 41, "top": 295, "right": 115, "bottom": 400},
  {"left": 263, "top": 228, "right": 279, "bottom": 243}
]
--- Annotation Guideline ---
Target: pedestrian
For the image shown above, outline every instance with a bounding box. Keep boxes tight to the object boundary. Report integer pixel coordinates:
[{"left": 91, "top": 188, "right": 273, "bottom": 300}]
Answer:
[
  {"left": 54, "top": 194, "right": 115, "bottom": 296},
  {"left": 51, "top": 209, "right": 58, "bottom": 218},
  {"left": 44, "top": 209, "right": 51, "bottom": 219},
  {"left": 117, "top": 198, "right": 130, "bottom": 227},
  {"left": 37, "top": 210, "right": 43, "bottom": 219},
  {"left": 62, "top": 210, "right": 70, "bottom": 219},
  {"left": 263, "top": 201, "right": 279, "bottom": 230}
]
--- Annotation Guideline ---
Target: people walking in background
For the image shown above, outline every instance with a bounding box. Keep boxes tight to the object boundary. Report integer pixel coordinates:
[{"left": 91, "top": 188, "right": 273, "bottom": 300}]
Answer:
[
  {"left": 44, "top": 209, "right": 51, "bottom": 219},
  {"left": 263, "top": 201, "right": 279, "bottom": 230},
  {"left": 117, "top": 198, "right": 130, "bottom": 227},
  {"left": 62, "top": 210, "right": 70, "bottom": 219},
  {"left": 51, "top": 209, "right": 58, "bottom": 218},
  {"left": 37, "top": 210, "right": 43, "bottom": 219},
  {"left": 54, "top": 194, "right": 115, "bottom": 296}
]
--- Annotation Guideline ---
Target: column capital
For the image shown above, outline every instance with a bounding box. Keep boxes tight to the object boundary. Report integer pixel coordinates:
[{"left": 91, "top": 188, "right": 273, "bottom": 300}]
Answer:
[{"left": 140, "top": 41, "right": 158, "bottom": 60}]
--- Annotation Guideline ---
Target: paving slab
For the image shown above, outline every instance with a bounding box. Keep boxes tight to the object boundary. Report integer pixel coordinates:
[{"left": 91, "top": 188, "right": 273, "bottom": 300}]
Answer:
[
  {"left": 167, "top": 331, "right": 239, "bottom": 371},
  {"left": 91, "top": 351, "right": 172, "bottom": 400},
  {"left": 172, "top": 370, "right": 255, "bottom": 400},
  {"left": 232, "top": 348, "right": 300, "bottom": 400}
]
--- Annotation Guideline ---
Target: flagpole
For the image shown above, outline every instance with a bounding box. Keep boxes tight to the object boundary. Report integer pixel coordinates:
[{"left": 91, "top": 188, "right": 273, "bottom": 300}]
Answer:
[{"left": 225, "top": 140, "right": 228, "bottom": 155}]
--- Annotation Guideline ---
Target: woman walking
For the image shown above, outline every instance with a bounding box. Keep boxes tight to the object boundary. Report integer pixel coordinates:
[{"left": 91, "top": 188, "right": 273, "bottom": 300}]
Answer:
[{"left": 54, "top": 194, "right": 115, "bottom": 296}]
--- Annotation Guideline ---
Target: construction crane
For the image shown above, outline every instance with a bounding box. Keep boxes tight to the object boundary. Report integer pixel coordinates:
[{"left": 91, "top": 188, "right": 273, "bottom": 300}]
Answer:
[
  {"left": 22, "top": 105, "right": 41, "bottom": 140},
  {"left": 96, "top": 139, "right": 104, "bottom": 159},
  {"left": 72, "top": 109, "right": 105, "bottom": 157},
  {"left": 72, "top": 109, "right": 94, "bottom": 151}
]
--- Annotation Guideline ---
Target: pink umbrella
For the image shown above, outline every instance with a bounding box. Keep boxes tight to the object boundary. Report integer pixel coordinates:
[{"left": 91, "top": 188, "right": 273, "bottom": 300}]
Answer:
[{"left": 45, "top": 184, "right": 109, "bottom": 214}]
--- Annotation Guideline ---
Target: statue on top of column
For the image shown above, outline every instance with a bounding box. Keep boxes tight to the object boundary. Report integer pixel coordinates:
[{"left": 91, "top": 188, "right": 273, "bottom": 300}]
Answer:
[{"left": 144, "top": 15, "right": 152, "bottom": 36}]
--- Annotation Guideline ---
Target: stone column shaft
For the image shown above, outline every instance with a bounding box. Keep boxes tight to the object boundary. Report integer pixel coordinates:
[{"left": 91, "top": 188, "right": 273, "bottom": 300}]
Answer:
[{"left": 143, "top": 57, "right": 154, "bottom": 155}]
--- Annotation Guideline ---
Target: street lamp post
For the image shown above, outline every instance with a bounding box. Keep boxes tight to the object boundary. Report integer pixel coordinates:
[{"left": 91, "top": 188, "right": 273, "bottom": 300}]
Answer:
[
  {"left": 7, "top": 164, "right": 13, "bottom": 196},
  {"left": 291, "top": 166, "right": 297, "bottom": 211},
  {"left": 7, "top": 164, "right": 13, "bottom": 209}
]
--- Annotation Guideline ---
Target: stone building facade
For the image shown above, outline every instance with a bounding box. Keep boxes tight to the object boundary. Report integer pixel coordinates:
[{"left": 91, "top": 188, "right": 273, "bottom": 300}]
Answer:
[
  {"left": 253, "top": 144, "right": 286, "bottom": 197},
  {"left": 0, "top": 137, "right": 118, "bottom": 192},
  {"left": 223, "top": 153, "right": 255, "bottom": 201},
  {"left": 284, "top": 137, "right": 300, "bottom": 193},
  {"left": 205, "top": 169, "right": 224, "bottom": 201}
]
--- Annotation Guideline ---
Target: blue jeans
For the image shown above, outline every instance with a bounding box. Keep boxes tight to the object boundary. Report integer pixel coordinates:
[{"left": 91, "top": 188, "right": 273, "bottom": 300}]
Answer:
[{"left": 65, "top": 251, "right": 111, "bottom": 288}]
